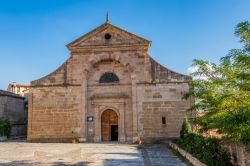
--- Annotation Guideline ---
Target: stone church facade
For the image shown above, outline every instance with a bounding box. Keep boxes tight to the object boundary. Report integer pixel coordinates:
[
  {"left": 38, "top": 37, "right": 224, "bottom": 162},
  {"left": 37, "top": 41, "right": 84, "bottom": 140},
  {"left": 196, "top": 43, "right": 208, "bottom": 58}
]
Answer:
[{"left": 28, "top": 19, "right": 193, "bottom": 143}]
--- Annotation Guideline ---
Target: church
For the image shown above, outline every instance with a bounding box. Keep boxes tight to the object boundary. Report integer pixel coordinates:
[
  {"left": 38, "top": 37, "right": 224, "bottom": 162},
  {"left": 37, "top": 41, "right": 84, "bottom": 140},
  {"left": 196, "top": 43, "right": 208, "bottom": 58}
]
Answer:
[{"left": 27, "top": 17, "right": 193, "bottom": 143}]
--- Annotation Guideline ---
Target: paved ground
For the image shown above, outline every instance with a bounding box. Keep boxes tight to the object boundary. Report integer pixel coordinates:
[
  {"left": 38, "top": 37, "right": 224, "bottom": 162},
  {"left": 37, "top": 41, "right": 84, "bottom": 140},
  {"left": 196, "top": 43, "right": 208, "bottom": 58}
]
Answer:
[
  {"left": 0, "top": 141, "right": 188, "bottom": 166},
  {"left": 141, "top": 144, "right": 188, "bottom": 166}
]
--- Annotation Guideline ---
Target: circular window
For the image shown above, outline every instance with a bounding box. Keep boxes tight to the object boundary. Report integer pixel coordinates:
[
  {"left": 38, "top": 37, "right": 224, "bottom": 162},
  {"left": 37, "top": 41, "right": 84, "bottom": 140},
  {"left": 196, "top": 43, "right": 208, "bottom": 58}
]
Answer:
[{"left": 104, "top": 33, "right": 111, "bottom": 40}]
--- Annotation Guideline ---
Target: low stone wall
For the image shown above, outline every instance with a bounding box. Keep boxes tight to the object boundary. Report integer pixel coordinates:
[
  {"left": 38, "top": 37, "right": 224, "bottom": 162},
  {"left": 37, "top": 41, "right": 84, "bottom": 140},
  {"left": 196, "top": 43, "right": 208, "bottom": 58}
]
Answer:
[
  {"left": 0, "top": 90, "right": 27, "bottom": 137},
  {"left": 166, "top": 141, "right": 206, "bottom": 166},
  {"left": 220, "top": 141, "right": 250, "bottom": 166}
]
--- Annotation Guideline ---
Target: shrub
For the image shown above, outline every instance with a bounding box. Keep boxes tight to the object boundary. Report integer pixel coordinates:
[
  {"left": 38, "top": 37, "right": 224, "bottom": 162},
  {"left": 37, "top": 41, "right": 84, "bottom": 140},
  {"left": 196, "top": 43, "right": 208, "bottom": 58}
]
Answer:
[
  {"left": 174, "top": 117, "right": 231, "bottom": 165},
  {"left": 173, "top": 133, "right": 232, "bottom": 166},
  {"left": 180, "top": 117, "right": 192, "bottom": 139},
  {"left": 0, "top": 117, "right": 11, "bottom": 138},
  {"left": 246, "top": 143, "right": 250, "bottom": 152}
]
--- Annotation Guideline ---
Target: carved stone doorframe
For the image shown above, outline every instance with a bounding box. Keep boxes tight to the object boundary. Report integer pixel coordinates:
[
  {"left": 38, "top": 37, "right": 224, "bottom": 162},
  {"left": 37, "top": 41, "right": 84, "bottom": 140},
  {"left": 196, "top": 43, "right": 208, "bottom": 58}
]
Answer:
[{"left": 91, "top": 98, "right": 126, "bottom": 142}]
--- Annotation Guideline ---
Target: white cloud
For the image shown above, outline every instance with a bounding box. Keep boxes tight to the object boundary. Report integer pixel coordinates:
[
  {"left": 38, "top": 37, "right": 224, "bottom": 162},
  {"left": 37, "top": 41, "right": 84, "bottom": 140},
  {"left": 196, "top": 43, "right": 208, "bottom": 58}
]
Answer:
[{"left": 187, "top": 66, "right": 198, "bottom": 75}]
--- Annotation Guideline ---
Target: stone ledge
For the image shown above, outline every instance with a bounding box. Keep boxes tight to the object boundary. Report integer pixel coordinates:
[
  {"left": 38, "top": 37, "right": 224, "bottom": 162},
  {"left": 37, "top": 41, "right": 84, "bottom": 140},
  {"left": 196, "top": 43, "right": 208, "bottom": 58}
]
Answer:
[{"left": 166, "top": 140, "right": 206, "bottom": 166}]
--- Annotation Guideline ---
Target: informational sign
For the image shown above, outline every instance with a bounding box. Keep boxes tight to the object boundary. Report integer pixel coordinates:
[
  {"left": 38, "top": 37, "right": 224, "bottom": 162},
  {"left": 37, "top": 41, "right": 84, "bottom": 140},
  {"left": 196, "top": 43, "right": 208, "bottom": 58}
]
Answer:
[{"left": 87, "top": 116, "right": 94, "bottom": 122}]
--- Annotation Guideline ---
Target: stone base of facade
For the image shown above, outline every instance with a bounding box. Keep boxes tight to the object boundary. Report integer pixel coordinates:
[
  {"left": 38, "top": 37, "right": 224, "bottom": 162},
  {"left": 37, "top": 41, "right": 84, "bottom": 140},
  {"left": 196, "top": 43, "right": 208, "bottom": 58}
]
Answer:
[
  {"left": 142, "top": 137, "right": 178, "bottom": 144},
  {"left": 27, "top": 137, "right": 134, "bottom": 143},
  {"left": 27, "top": 138, "right": 73, "bottom": 143}
]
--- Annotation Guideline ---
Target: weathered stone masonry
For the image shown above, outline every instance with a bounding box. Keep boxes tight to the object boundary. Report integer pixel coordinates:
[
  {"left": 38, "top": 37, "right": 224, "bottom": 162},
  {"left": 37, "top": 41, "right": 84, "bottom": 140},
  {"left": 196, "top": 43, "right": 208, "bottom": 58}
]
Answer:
[
  {"left": 0, "top": 90, "right": 27, "bottom": 137},
  {"left": 28, "top": 20, "right": 193, "bottom": 142}
]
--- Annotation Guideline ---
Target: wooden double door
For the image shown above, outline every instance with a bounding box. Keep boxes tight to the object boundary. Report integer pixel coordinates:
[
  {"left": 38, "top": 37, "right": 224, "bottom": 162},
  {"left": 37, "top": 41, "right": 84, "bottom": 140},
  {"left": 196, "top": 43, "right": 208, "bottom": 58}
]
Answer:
[{"left": 101, "top": 109, "right": 118, "bottom": 141}]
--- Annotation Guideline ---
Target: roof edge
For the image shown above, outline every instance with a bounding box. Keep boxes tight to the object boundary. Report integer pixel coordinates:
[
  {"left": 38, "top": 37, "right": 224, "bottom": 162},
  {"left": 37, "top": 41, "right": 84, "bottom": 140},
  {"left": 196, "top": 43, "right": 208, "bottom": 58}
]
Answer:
[{"left": 148, "top": 53, "right": 192, "bottom": 79}]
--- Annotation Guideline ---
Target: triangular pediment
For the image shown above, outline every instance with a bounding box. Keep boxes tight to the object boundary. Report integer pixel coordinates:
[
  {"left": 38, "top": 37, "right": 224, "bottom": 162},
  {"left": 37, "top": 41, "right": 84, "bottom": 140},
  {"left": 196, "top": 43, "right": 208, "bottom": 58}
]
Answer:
[{"left": 67, "top": 22, "right": 151, "bottom": 50}]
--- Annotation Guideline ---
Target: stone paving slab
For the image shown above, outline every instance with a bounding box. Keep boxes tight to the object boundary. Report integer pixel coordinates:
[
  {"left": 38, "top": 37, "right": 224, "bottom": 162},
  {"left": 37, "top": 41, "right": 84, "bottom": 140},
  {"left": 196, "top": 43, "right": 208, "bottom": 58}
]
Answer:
[
  {"left": 141, "top": 144, "right": 188, "bottom": 166},
  {"left": 0, "top": 142, "right": 187, "bottom": 166}
]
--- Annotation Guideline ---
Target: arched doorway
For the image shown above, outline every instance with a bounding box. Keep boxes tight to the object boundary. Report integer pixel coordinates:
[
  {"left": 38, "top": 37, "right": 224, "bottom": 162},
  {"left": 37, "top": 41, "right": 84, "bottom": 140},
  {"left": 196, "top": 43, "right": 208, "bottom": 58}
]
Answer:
[{"left": 101, "top": 109, "right": 118, "bottom": 141}]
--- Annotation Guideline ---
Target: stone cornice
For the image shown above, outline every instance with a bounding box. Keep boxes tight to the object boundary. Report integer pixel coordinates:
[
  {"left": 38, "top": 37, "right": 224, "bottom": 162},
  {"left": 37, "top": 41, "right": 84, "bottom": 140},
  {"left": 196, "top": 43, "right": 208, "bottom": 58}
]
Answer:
[
  {"left": 90, "top": 93, "right": 129, "bottom": 100},
  {"left": 30, "top": 83, "right": 81, "bottom": 88},
  {"left": 69, "top": 43, "right": 150, "bottom": 53}
]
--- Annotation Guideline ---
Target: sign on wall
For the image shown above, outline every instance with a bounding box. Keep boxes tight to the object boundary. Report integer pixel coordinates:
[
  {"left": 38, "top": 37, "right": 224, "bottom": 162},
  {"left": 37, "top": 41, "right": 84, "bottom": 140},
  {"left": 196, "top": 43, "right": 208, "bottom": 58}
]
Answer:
[{"left": 87, "top": 116, "right": 94, "bottom": 122}]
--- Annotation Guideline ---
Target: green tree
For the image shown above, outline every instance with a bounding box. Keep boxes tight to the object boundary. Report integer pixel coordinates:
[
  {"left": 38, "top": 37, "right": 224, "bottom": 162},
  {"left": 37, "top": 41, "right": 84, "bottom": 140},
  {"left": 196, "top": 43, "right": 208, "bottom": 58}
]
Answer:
[
  {"left": 0, "top": 117, "right": 11, "bottom": 138},
  {"left": 180, "top": 117, "right": 192, "bottom": 139},
  {"left": 184, "top": 21, "right": 250, "bottom": 146}
]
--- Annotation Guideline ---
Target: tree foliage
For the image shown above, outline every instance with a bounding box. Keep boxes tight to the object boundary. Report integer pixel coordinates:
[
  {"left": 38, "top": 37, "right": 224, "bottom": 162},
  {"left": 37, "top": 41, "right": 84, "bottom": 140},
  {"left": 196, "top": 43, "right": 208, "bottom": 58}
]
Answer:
[
  {"left": 0, "top": 117, "right": 11, "bottom": 138},
  {"left": 180, "top": 117, "right": 192, "bottom": 139},
  {"left": 184, "top": 21, "right": 250, "bottom": 145}
]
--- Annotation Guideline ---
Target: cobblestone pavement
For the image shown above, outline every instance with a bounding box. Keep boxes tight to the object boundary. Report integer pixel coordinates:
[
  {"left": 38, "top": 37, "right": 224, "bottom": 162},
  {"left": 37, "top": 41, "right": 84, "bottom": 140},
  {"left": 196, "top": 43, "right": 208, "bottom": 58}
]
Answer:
[
  {"left": 0, "top": 141, "right": 187, "bottom": 166},
  {"left": 141, "top": 144, "right": 188, "bottom": 166}
]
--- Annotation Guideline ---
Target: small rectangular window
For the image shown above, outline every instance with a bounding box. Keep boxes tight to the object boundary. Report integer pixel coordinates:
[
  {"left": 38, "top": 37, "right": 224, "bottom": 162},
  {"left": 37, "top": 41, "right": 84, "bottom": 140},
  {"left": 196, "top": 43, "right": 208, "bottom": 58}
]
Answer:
[{"left": 162, "top": 117, "right": 166, "bottom": 125}]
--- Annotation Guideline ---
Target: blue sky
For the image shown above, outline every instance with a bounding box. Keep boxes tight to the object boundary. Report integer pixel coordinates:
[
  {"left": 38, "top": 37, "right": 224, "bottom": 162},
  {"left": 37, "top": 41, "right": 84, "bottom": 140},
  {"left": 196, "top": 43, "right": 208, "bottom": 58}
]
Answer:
[{"left": 0, "top": 0, "right": 250, "bottom": 89}]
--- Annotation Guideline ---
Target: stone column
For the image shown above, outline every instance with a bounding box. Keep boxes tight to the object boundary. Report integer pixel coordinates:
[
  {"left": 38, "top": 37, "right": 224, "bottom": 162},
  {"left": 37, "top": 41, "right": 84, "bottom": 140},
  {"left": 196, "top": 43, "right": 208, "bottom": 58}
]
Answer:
[
  {"left": 118, "top": 103, "right": 125, "bottom": 142},
  {"left": 131, "top": 82, "right": 138, "bottom": 142},
  {"left": 93, "top": 104, "right": 101, "bottom": 142},
  {"left": 27, "top": 90, "right": 33, "bottom": 141},
  {"left": 79, "top": 70, "right": 87, "bottom": 142}
]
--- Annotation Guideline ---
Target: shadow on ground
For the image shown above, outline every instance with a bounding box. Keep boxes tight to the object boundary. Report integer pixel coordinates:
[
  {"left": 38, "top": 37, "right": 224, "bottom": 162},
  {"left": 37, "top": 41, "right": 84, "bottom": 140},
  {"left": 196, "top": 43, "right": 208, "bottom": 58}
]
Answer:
[
  {"left": 0, "top": 158, "right": 144, "bottom": 166},
  {"left": 0, "top": 151, "right": 144, "bottom": 166}
]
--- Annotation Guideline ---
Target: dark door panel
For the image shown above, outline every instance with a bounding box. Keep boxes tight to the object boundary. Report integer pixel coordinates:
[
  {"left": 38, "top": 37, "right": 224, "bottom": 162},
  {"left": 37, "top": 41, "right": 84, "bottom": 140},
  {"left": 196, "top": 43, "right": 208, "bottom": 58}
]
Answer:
[{"left": 111, "top": 125, "right": 118, "bottom": 141}]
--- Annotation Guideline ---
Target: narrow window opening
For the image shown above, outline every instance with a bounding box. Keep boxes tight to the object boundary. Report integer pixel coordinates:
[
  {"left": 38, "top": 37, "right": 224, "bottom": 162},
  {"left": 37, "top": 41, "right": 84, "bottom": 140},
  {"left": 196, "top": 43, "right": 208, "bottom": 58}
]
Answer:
[{"left": 162, "top": 117, "right": 166, "bottom": 125}]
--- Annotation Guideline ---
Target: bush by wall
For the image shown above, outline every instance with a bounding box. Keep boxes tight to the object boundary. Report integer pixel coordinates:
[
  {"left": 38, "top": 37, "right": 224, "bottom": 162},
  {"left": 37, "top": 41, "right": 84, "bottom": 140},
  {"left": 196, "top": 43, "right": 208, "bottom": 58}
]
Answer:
[
  {"left": 173, "top": 118, "right": 232, "bottom": 165},
  {"left": 173, "top": 133, "right": 232, "bottom": 166},
  {"left": 0, "top": 117, "right": 11, "bottom": 138},
  {"left": 180, "top": 117, "right": 192, "bottom": 139}
]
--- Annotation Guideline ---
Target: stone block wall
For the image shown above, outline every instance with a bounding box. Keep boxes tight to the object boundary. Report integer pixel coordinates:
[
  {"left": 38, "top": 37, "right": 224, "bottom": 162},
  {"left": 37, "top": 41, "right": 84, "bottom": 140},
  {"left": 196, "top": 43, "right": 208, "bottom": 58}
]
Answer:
[
  {"left": 141, "top": 101, "right": 187, "bottom": 139},
  {"left": 28, "top": 86, "right": 82, "bottom": 142},
  {"left": 136, "top": 83, "right": 192, "bottom": 142},
  {"left": 149, "top": 57, "right": 191, "bottom": 83},
  {"left": 221, "top": 141, "right": 250, "bottom": 166},
  {"left": 31, "top": 63, "right": 66, "bottom": 86},
  {"left": 0, "top": 91, "right": 27, "bottom": 136}
]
